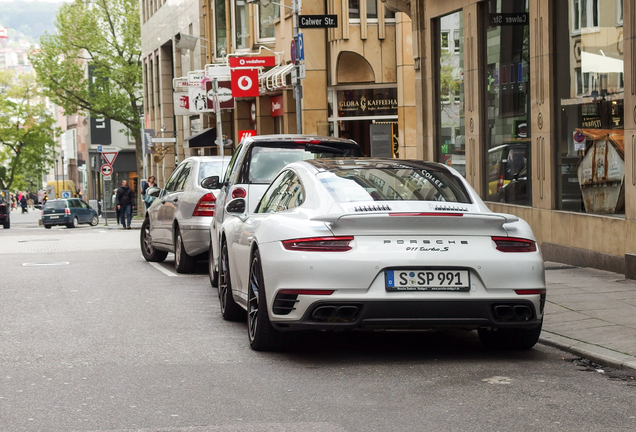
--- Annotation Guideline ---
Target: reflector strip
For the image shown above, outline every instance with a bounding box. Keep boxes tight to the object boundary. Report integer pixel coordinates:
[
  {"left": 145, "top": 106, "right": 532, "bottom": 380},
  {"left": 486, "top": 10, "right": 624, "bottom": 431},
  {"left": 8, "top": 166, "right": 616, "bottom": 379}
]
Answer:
[
  {"left": 515, "top": 289, "right": 546, "bottom": 295},
  {"left": 389, "top": 212, "right": 464, "bottom": 217},
  {"left": 278, "top": 289, "right": 334, "bottom": 295}
]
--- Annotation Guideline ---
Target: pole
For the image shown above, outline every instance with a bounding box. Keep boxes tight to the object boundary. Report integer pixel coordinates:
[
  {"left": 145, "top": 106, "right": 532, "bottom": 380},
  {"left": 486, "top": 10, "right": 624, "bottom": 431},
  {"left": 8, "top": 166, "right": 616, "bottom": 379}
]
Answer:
[
  {"left": 214, "top": 78, "right": 224, "bottom": 156},
  {"left": 102, "top": 173, "right": 108, "bottom": 226},
  {"left": 293, "top": 0, "right": 302, "bottom": 134}
]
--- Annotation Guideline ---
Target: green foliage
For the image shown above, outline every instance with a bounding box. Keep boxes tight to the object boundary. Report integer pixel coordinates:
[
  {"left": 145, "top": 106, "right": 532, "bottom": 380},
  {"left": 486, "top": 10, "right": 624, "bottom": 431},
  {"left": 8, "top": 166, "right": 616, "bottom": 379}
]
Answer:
[
  {"left": 0, "top": 71, "right": 58, "bottom": 191},
  {"left": 28, "top": 0, "right": 143, "bottom": 173}
]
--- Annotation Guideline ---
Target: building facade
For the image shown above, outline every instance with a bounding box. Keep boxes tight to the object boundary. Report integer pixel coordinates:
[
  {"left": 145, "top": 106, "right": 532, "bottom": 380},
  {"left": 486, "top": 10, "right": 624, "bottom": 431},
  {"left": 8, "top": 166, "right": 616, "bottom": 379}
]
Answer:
[{"left": 401, "top": 0, "right": 635, "bottom": 275}]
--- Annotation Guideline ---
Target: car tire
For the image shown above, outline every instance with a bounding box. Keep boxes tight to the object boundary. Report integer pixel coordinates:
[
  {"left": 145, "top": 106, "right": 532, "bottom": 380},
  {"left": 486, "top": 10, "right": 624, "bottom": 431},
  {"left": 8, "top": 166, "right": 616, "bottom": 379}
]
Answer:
[
  {"left": 90, "top": 215, "right": 99, "bottom": 226},
  {"left": 247, "top": 249, "right": 288, "bottom": 351},
  {"left": 3, "top": 221, "right": 9, "bottom": 229},
  {"left": 67, "top": 216, "right": 79, "bottom": 228},
  {"left": 44, "top": 225, "right": 51, "bottom": 229},
  {"left": 218, "top": 240, "right": 245, "bottom": 321},
  {"left": 174, "top": 227, "right": 196, "bottom": 273},
  {"left": 208, "top": 243, "right": 218, "bottom": 287},
  {"left": 478, "top": 321, "right": 542, "bottom": 350},
  {"left": 140, "top": 218, "right": 168, "bottom": 262}
]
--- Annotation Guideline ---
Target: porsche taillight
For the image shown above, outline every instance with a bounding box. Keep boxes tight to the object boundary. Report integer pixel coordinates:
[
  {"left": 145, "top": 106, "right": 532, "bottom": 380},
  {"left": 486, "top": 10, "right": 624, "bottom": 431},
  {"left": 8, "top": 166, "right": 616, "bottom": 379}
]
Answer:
[
  {"left": 492, "top": 236, "right": 537, "bottom": 252},
  {"left": 193, "top": 193, "right": 216, "bottom": 217},
  {"left": 282, "top": 236, "right": 354, "bottom": 252}
]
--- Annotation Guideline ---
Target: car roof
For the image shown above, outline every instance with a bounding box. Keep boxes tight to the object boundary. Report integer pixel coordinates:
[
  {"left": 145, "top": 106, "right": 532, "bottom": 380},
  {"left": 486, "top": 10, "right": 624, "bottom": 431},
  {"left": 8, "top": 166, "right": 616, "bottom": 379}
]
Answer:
[
  {"left": 182, "top": 155, "right": 231, "bottom": 163},
  {"left": 300, "top": 158, "right": 455, "bottom": 173},
  {"left": 241, "top": 134, "right": 359, "bottom": 147}
]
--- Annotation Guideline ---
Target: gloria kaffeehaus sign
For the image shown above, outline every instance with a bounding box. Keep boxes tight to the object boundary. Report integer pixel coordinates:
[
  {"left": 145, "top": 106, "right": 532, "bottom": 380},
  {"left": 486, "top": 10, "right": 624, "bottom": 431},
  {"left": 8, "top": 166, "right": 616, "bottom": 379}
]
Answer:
[{"left": 337, "top": 89, "right": 398, "bottom": 117}]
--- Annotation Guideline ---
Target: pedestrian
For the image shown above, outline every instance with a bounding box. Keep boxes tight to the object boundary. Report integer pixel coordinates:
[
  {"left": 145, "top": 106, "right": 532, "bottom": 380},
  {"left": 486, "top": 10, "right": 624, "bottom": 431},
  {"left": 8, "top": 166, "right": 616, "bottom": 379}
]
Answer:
[
  {"left": 112, "top": 189, "right": 119, "bottom": 225},
  {"left": 141, "top": 175, "right": 156, "bottom": 211},
  {"left": 19, "top": 194, "right": 28, "bottom": 214},
  {"left": 116, "top": 180, "right": 135, "bottom": 229}
]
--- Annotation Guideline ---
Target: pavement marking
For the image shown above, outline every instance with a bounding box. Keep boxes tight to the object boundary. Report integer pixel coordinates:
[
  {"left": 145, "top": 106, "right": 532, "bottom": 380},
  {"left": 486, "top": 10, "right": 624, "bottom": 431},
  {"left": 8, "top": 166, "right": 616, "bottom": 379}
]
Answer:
[
  {"left": 147, "top": 261, "right": 207, "bottom": 278},
  {"left": 22, "top": 261, "right": 70, "bottom": 267}
]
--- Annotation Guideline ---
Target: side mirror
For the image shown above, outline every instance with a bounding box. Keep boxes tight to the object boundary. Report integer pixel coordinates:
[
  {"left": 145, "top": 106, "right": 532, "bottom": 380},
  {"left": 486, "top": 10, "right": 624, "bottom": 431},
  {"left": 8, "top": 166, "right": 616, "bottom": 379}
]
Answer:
[
  {"left": 146, "top": 186, "right": 161, "bottom": 197},
  {"left": 226, "top": 198, "right": 246, "bottom": 214},
  {"left": 201, "top": 176, "right": 220, "bottom": 189}
]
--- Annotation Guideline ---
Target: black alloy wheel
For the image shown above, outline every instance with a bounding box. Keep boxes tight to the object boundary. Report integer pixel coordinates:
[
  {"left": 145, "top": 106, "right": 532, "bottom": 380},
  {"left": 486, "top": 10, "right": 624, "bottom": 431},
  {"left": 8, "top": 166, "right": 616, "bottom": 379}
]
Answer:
[
  {"left": 218, "top": 241, "right": 245, "bottom": 321},
  {"left": 140, "top": 218, "right": 168, "bottom": 262},
  {"left": 174, "top": 227, "right": 196, "bottom": 273},
  {"left": 247, "top": 249, "right": 287, "bottom": 351}
]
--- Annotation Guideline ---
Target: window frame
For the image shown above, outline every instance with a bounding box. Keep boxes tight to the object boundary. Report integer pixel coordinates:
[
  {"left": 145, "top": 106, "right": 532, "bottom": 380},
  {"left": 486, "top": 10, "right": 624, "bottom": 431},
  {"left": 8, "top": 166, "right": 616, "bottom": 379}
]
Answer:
[
  {"left": 231, "top": 0, "right": 251, "bottom": 52},
  {"left": 255, "top": 2, "right": 280, "bottom": 44},
  {"left": 571, "top": 0, "right": 600, "bottom": 34}
]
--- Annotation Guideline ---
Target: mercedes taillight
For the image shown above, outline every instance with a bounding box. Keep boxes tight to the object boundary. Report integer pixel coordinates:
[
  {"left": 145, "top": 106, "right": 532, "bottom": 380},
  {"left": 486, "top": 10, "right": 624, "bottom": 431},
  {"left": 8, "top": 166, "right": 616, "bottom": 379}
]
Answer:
[{"left": 193, "top": 193, "right": 216, "bottom": 217}]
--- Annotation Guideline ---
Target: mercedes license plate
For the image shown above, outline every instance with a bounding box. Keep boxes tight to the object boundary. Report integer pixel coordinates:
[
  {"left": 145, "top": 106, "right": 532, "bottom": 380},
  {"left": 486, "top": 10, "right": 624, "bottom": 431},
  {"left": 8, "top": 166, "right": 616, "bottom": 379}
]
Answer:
[{"left": 386, "top": 270, "right": 470, "bottom": 291}]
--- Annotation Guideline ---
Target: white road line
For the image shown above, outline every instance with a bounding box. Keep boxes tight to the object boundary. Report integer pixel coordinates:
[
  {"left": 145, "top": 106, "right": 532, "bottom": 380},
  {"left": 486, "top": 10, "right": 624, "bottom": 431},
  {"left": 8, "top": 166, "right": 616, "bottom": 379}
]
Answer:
[{"left": 146, "top": 261, "right": 203, "bottom": 278}]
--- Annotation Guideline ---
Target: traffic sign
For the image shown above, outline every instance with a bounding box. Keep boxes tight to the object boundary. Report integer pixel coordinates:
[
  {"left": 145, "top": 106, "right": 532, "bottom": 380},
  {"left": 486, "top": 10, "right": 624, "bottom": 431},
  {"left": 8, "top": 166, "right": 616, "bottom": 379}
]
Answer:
[
  {"left": 573, "top": 131, "right": 586, "bottom": 143},
  {"left": 61, "top": 190, "right": 72, "bottom": 199},
  {"left": 101, "top": 164, "right": 113, "bottom": 176},
  {"left": 102, "top": 152, "right": 118, "bottom": 165},
  {"left": 297, "top": 33, "right": 305, "bottom": 61},
  {"left": 91, "top": 145, "right": 122, "bottom": 152},
  {"left": 299, "top": 14, "right": 338, "bottom": 28}
]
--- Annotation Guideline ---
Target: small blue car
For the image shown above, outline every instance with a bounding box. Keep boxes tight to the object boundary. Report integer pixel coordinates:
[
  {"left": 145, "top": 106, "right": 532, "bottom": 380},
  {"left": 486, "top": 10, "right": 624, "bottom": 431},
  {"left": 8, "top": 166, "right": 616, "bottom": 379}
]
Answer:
[{"left": 42, "top": 198, "right": 99, "bottom": 229}]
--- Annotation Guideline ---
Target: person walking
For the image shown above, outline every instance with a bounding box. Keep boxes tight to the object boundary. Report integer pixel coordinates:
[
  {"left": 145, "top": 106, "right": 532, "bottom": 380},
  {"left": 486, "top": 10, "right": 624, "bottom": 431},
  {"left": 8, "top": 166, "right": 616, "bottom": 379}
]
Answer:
[
  {"left": 116, "top": 180, "right": 135, "bottom": 229},
  {"left": 141, "top": 175, "right": 156, "bottom": 212},
  {"left": 19, "top": 194, "right": 28, "bottom": 214}
]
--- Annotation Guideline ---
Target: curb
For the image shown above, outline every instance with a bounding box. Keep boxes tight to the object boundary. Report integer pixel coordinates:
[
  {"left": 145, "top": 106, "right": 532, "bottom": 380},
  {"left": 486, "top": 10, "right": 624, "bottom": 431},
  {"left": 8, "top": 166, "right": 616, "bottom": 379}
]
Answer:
[{"left": 540, "top": 331, "right": 636, "bottom": 372}]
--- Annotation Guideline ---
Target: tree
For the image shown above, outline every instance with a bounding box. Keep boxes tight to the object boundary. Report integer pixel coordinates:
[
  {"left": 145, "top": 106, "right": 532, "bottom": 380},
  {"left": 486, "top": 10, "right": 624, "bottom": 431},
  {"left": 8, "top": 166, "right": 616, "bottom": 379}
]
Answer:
[
  {"left": 0, "top": 70, "right": 57, "bottom": 191},
  {"left": 29, "top": 0, "right": 143, "bottom": 185}
]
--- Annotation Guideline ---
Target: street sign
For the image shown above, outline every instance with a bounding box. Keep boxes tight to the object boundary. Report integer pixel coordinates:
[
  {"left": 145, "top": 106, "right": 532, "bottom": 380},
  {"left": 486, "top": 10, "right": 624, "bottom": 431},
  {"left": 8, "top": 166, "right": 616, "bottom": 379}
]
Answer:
[
  {"left": 151, "top": 137, "right": 177, "bottom": 143},
  {"left": 298, "top": 63, "right": 306, "bottom": 79},
  {"left": 299, "top": 14, "right": 338, "bottom": 28},
  {"left": 101, "top": 152, "right": 118, "bottom": 165},
  {"left": 229, "top": 56, "right": 276, "bottom": 68},
  {"left": 91, "top": 145, "right": 122, "bottom": 152},
  {"left": 297, "top": 33, "right": 305, "bottom": 61},
  {"left": 61, "top": 190, "right": 72, "bottom": 199},
  {"left": 101, "top": 164, "right": 113, "bottom": 176}
]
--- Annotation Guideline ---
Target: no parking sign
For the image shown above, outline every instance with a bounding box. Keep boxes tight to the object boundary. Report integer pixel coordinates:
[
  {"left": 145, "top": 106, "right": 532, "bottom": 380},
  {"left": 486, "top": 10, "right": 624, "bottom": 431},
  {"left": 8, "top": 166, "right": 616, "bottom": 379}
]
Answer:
[{"left": 573, "top": 131, "right": 586, "bottom": 151}]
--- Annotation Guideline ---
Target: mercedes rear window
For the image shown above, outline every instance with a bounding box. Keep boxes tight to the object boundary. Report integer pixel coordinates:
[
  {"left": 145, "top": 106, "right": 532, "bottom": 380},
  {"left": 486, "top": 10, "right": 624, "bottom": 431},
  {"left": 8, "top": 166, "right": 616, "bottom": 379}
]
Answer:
[
  {"left": 199, "top": 160, "right": 228, "bottom": 182},
  {"left": 318, "top": 167, "right": 472, "bottom": 203}
]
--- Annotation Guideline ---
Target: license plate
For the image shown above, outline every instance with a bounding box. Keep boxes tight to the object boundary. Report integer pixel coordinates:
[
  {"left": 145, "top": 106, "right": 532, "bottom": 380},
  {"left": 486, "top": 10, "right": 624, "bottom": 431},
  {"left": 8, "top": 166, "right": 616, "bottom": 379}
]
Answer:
[
  {"left": 49, "top": 215, "right": 59, "bottom": 219},
  {"left": 386, "top": 270, "right": 470, "bottom": 292}
]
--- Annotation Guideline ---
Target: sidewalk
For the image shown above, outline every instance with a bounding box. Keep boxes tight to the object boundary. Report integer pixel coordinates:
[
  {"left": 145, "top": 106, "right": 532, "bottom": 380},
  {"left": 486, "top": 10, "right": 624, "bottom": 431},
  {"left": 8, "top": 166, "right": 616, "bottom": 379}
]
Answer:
[{"left": 541, "top": 262, "right": 636, "bottom": 372}]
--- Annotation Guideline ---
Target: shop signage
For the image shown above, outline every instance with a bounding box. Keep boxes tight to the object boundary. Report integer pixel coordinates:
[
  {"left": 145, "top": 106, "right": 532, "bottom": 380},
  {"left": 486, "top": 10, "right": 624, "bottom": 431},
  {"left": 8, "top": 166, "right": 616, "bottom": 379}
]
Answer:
[
  {"left": 229, "top": 56, "right": 276, "bottom": 68},
  {"left": 238, "top": 130, "right": 256, "bottom": 142},
  {"left": 231, "top": 68, "right": 260, "bottom": 97},
  {"left": 489, "top": 13, "right": 529, "bottom": 26},
  {"left": 337, "top": 88, "right": 398, "bottom": 117},
  {"left": 173, "top": 92, "right": 190, "bottom": 115},
  {"left": 582, "top": 116, "right": 602, "bottom": 128},
  {"left": 299, "top": 15, "right": 338, "bottom": 28},
  {"left": 189, "top": 86, "right": 208, "bottom": 112},
  {"left": 205, "top": 80, "right": 234, "bottom": 110},
  {"left": 271, "top": 95, "right": 284, "bottom": 117},
  {"left": 187, "top": 71, "right": 205, "bottom": 84}
]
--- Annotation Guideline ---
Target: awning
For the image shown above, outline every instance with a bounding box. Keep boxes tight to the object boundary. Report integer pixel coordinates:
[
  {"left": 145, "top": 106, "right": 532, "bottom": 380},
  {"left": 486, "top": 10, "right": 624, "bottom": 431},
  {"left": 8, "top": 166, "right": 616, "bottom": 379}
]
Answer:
[
  {"left": 581, "top": 51, "right": 623, "bottom": 74},
  {"left": 259, "top": 63, "right": 295, "bottom": 92},
  {"left": 183, "top": 127, "right": 217, "bottom": 148}
]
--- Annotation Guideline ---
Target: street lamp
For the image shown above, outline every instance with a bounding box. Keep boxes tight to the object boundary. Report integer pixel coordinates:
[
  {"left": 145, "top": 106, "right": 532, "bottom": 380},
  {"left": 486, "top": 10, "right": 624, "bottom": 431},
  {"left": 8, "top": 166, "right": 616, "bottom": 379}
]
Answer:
[{"left": 247, "top": 0, "right": 303, "bottom": 134}]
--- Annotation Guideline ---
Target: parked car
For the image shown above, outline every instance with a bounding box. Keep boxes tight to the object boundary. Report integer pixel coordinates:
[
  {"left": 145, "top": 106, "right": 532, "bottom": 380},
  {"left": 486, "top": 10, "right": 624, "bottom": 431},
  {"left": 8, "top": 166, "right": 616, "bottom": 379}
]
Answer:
[
  {"left": 140, "top": 155, "right": 230, "bottom": 273},
  {"left": 41, "top": 198, "right": 99, "bottom": 229},
  {"left": 209, "top": 134, "right": 364, "bottom": 287},
  {"left": 216, "top": 158, "right": 545, "bottom": 351},
  {"left": 0, "top": 192, "right": 10, "bottom": 229}
]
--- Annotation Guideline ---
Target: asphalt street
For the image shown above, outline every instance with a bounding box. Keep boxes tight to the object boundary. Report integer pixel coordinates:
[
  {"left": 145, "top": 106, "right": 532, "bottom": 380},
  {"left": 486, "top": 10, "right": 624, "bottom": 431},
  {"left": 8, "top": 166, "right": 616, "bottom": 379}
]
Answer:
[{"left": 1, "top": 208, "right": 635, "bottom": 431}]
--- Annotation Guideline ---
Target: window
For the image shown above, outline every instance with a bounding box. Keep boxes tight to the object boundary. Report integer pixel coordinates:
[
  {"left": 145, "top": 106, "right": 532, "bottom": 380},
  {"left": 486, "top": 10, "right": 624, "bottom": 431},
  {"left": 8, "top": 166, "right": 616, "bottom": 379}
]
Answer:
[
  {"left": 164, "top": 164, "right": 185, "bottom": 193},
  {"left": 214, "top": 0, "right": 228, "bottom": 58},
  {"left": 175, "top": 162, "right": 192, "bottom": 191},
  {"left": 556, "top": 0, "right": 624, "bottom": 215},
  {"left": 256, "top": 3, "right": 279, "bottom": 42},
  {"left": 437, "top": 11, "right": 465, "bottom": 177},
  {"left": 233, "top": 0, "right": 249, "bottom": 50},
  {"left": 572, "top": 0, "right": 599, "bottom": 32},
  {"left": 618, "top": 0, "right": 623, "bottom": 24},
  {"left": 257, "top": 171, "right": 304, "bottom": 213},
  {"left": 349, "top": 0, "right": 395, "bottom": 22},
  {"left": 199, "top": 160, "right": 228, "bottom": 182},
  {"left": 224, "top": 143, "right": 243, "bottom": 182}
]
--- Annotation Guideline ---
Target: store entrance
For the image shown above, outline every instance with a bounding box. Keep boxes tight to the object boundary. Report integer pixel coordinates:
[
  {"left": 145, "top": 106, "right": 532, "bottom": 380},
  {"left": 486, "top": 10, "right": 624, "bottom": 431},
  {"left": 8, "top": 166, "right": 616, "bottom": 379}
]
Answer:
[{"left": 339, "top": 120, "right": 372, "bottom": 156}]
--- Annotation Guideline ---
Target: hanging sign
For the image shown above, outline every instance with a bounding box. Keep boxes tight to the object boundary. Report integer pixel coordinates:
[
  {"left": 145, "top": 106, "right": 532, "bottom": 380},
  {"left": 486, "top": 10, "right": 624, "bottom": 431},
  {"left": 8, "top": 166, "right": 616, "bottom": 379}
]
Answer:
[
  {"left": 205, "top": 80, "right": 234, "bottom": 110},
  {"left": 229, "top": 56, "right": 276, "bottom": 68},
  {"left": 231, "top": 69, "right": 260, "bottom": 97}
]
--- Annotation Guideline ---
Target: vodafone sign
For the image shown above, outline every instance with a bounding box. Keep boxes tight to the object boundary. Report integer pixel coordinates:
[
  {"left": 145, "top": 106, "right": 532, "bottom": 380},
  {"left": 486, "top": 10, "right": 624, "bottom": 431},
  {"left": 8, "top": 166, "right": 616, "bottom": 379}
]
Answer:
[
  {"left": 229, "top": 56, "right": 276, "bottom": 68},
  {"left": 231, "top": 69, "right": 260, "bottom": 98}
]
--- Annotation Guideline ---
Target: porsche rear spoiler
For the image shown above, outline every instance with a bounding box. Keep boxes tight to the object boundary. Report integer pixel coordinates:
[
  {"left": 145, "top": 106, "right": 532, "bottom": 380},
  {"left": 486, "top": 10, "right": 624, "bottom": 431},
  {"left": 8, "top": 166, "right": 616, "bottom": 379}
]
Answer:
[{"left": 311, "top": 212, "right": 519, "bottom": 236}]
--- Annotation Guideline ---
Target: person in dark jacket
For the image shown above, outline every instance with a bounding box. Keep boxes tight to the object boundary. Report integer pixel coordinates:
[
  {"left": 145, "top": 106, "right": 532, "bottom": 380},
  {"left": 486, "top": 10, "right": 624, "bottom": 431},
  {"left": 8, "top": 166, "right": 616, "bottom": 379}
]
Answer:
[
  {"left": 19, "top": 194, "right": 28, "bottom": 213},
  {"left": 116, "top": 180, "right": 135, "bottom": 229}
]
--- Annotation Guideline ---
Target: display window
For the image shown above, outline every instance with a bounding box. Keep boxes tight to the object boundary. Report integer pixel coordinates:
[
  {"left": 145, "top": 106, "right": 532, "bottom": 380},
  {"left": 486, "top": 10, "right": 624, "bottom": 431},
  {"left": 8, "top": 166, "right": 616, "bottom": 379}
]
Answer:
[
  {"left": 436, "top": 11, "right": 465, "bottom": 177},
  {"left": 555, "top": 0, "right": 624, "bottom": 214},
  {"left": 483, "top": 0, "right": 530, "bottom": 205}
]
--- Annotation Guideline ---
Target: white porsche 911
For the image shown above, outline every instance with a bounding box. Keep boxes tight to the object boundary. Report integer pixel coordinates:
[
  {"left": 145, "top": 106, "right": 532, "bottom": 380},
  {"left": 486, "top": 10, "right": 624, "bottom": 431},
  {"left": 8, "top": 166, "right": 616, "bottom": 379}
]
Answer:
[{"left": 217, "top": 158, "right": 546, "bottom": 351}]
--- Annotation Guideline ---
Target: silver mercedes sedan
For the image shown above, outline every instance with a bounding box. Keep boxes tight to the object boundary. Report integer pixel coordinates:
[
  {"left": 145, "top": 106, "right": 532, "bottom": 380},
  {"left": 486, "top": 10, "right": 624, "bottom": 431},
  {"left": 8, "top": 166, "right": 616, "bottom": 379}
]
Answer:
[{"left": 140, "top": 155, "right": 230, "bottom": 273}]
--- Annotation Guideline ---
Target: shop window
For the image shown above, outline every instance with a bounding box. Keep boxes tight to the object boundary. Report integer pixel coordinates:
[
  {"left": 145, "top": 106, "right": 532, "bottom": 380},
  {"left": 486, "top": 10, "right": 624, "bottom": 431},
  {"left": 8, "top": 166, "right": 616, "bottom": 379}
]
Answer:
[
  {"left": 437, "top": 11, "right": 465, "bottom": 177},
  {"left": 214, "top": 0, "right": 228, "bottom": 58},
  {"left": 256, "top": 3, "right": 279, "bottom": 42},
  {"left": 555, "top": 0, "right": 624, "bottom": 215},
  {"left": 483, "top": 0, "right": 530, "bottom": 205},
  {"left": 233, "top": 0, "right": 250, "bottom": 50}
]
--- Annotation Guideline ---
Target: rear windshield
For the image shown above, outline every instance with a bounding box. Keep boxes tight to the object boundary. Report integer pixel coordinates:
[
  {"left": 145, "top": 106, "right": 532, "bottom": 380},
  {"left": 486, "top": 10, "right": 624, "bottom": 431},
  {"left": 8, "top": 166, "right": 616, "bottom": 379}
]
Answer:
[
  {"left": 199, "top": 160, "right": 228, "bottom": 182},
  {"left": 318, "top": 167, "right": 472, "bottom": 203},
  {"left": 249, "top": 143, "right": 362, "bottom": 184},
  {"left": 44, "top": 201, "right": 67, "bottom": 210}
]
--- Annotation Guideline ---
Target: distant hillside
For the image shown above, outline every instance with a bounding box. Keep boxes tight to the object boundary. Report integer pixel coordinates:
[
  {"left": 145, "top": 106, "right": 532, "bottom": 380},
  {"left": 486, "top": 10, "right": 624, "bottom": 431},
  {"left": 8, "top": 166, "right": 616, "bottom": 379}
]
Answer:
[{"left": 0, "top": 1, "right": 64, "bottom": 40}]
